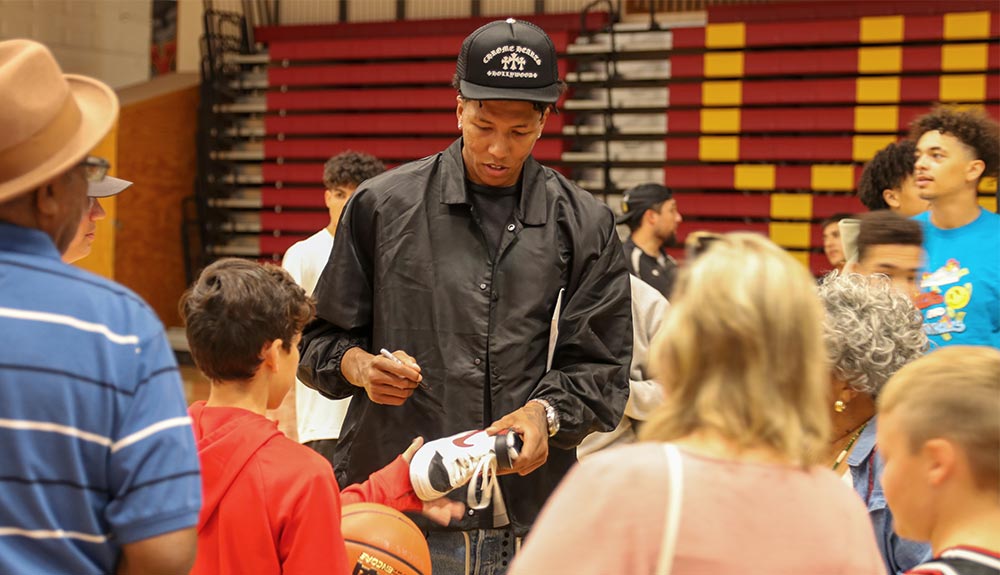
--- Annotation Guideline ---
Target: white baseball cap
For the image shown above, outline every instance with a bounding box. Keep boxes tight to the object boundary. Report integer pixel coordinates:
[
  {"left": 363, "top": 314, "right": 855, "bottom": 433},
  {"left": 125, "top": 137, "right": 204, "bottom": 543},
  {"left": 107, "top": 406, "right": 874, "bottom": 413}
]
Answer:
[{"left": 88, "top": 176, "right": 132, "bottom": 198}]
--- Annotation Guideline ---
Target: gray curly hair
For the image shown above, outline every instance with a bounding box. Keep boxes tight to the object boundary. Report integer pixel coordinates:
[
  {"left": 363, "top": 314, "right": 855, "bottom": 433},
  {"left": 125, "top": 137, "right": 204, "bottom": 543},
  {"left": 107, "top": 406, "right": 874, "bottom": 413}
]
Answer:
[{"left": 818, "top": 271, "right": 928, "bottom": 396}]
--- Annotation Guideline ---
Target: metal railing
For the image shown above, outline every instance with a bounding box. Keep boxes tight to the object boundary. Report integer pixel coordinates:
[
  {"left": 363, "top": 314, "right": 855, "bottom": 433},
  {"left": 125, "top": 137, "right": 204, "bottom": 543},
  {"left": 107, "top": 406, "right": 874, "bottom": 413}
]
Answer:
[
  {"left": 574, "top": 0, "right": 622, "bottom": 200},
  {"left": 188, "top": 5, "right": 254, "bottom": 278}
]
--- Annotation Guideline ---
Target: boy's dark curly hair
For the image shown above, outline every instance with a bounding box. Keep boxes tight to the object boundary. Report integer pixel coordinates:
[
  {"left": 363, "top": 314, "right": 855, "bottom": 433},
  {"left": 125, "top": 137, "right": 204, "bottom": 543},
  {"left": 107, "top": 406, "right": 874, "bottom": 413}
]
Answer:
[
  {"left": 180, "top": 259, "right": 315, "bottom": 381},
  {"left": 909, "top": 106, "right": 1000, "bottom": 180},
  {"left": 857, "top": 140, "right": 917, "bottom": 211},
  {"left": 322, "top": 151, "right": 386, "bottom": 190}
]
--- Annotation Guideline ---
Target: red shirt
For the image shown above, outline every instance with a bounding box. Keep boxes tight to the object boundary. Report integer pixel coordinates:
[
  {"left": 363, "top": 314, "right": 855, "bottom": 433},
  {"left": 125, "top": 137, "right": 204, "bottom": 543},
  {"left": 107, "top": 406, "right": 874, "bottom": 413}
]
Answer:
[{"left": 188, "top": 402, "right": 421, "bottom": 575}]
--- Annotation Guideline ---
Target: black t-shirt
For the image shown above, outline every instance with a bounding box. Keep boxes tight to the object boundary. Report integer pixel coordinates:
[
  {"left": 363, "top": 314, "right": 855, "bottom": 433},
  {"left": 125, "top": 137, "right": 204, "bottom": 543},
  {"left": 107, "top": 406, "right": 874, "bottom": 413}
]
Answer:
[
  {"left": 622, "top": 237, "right": 678, "bottom": 299},
  {"left": 467, "top": 179, "right": 520, "bottom": 260}
]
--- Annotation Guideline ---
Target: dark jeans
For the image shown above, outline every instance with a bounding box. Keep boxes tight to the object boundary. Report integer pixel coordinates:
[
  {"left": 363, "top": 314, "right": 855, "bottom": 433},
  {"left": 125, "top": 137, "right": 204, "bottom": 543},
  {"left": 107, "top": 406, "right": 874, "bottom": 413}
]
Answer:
[{"left": 304, "top": 438, "right": 338, "bottom": 470}]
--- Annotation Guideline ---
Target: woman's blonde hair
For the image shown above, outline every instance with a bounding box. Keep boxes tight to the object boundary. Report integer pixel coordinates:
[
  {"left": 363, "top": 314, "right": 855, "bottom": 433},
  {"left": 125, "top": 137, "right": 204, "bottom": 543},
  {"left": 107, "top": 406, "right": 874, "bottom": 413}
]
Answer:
[{"left": 640, "top": 233, "right": 831, "bottom": 466}]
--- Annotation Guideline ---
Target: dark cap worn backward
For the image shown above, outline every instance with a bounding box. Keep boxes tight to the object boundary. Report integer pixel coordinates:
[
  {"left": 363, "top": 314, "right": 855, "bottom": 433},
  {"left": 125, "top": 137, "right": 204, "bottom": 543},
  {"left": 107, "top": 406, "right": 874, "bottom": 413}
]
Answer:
[
  {"left": 617, "top": 183, "right": 674, "bottom": 225},
  {"left": 456, "top": 18, "right": 561, "bottom": 103}
]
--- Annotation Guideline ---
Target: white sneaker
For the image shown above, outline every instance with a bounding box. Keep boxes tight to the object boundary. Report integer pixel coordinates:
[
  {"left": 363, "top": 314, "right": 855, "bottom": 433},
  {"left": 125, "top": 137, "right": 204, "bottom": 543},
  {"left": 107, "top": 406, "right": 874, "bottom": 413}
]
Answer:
[{"left": 409, "top": 429, "right": 521, "bottom": 510}]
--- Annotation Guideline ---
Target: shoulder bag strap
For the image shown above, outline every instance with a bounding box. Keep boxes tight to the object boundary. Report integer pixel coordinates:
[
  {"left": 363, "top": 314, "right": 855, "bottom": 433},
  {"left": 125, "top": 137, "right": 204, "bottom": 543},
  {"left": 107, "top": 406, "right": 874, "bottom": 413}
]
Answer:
[{"left": 655, "top": 443, "right": 684, "bottom": 575}]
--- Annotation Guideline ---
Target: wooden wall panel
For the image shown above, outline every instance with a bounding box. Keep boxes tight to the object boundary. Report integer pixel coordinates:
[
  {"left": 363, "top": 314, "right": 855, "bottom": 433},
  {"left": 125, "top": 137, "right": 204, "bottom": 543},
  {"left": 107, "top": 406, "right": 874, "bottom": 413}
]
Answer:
[{"left": 115, "top": 73, "right": 200, "bottom": 328}]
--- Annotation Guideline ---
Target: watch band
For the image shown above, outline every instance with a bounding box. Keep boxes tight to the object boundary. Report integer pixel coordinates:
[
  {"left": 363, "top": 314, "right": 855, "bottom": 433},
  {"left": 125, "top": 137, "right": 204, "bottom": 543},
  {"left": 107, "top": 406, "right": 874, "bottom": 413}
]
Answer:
[{"left": 529, "top": 398, "right": 560, "bottom": 437}]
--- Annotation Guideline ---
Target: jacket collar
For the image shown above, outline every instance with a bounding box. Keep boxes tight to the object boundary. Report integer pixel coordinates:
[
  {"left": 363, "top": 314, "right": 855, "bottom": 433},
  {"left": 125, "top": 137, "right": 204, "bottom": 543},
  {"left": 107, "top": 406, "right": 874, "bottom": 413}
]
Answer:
[{"left": 439, "top": 138, "right": 548, "bottom": 226}]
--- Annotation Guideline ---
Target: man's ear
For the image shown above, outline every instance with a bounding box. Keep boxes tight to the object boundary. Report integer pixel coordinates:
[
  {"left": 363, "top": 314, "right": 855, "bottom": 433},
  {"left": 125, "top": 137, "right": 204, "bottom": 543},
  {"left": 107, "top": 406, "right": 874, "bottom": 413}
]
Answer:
[
  {"left": 965, "top": 159, "right": 986, "bottom": 184},
  {"left": 538, "top": 107, "right": 551, "bottom": 135},
  {"left": 922, "top": 438, "right": 957, "bottom": 487},
  {"left": 883, "top": 188, "right": 901, "bottom": 209},
  {"left": 34, "top": 180, "right": 65, "bottom": 217},
  {"left": 641, "top": 207, "right": 657, "bottom": 227}
]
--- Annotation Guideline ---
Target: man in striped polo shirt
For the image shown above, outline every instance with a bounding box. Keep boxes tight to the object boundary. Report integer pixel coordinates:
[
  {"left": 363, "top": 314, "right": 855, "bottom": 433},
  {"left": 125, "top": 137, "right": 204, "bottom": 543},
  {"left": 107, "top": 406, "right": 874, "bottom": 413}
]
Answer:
[{"left": 0, "top": 40, "right": 201, "bottom": 574}]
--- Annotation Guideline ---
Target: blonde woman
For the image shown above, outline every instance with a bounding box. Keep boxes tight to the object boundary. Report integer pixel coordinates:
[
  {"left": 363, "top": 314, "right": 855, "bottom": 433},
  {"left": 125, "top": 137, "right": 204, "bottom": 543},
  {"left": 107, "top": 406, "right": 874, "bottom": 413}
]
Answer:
[{"left": 510, "top": 234, "right": 883, "bottom": 575}]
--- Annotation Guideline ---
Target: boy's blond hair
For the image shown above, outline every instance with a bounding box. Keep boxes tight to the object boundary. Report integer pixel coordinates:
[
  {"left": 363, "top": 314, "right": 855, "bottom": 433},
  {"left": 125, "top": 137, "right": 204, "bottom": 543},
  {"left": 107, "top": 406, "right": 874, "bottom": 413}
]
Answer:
[
  {"left": 878, "top": 346, "right": 1000, "bottom": 490},
  {"left": 641, "top": 233, "right": 830, "bottom": 467}
]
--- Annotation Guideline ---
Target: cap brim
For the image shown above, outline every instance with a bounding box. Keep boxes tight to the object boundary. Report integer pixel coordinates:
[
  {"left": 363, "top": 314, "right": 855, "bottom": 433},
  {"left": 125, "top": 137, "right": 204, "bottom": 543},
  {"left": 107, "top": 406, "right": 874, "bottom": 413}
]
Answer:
[
  {"left": 88, "top": 176, "right": 132, "bottom": 198},
  {"left": 460, "top": 79, "right": 561, "bottom": 104},
  {"left": 0, "top": 75, "right": 119, "bottom": 203}
]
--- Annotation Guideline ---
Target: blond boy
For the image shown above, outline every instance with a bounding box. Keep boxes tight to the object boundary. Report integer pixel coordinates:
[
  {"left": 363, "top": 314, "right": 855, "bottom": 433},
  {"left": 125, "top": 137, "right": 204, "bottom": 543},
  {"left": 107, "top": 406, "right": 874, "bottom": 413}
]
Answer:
[{"left": 877, "top": 346, "right": 1000, "bottom": 575}]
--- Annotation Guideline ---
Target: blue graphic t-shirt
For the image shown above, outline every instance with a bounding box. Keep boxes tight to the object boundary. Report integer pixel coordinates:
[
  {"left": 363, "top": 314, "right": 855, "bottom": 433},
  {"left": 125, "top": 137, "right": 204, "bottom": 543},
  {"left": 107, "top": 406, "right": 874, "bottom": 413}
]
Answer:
[{"left": 914, "top": 208, "right": 1000, "bottom": 349}]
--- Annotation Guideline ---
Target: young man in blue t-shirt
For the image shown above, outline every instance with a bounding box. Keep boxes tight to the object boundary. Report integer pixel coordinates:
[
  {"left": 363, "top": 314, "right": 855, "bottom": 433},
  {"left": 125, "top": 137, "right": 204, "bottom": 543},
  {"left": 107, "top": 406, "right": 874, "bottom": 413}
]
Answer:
[{"left": 910, "top": 107, "right": 1000, "bottom": 349}]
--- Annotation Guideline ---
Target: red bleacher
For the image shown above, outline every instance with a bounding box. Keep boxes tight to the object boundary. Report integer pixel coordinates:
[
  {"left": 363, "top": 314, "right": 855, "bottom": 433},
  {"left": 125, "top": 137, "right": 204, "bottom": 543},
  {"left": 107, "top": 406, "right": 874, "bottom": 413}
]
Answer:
[
  {"left": 246, "top": 12, "right": 595, "bottom": 260},
  {"left": 243, "top": 5, "right": 998, "bottom": 274},
  {"left": 255, "top": 12, "right": 608, "bottom": 42},
  {"left": 658, "top": 3, "right": 998, "bottom": 272},
  {"left": 708, "top": 0, "right": 996, "bottom": 23},
  {"left": 672, "top": 10, "right": 1000, "bottom": 49}
]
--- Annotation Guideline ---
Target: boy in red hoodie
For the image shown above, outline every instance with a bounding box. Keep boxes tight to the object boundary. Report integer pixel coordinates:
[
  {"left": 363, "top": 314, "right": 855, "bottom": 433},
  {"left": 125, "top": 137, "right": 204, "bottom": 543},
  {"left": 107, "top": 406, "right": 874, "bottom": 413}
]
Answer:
[{"left": 180, "top": 258, "right": 462, "bottom": 575}]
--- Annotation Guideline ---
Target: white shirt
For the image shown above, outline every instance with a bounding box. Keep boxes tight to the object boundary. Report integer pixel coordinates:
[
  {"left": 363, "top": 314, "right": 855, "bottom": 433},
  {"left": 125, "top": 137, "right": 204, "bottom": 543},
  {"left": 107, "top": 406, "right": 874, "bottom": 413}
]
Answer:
[
  {"left": 578, "top": 276, "right": 668, "bottom": 456},
  {"left": 282, "top": 229, "right": 352, "bottom": 444}
]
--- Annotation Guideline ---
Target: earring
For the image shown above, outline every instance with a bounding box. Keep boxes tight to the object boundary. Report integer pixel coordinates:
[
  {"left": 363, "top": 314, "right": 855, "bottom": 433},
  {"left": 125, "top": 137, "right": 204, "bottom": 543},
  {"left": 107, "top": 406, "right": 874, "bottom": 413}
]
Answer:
[
  {"left": 458, "top": 122, "right": 462, "bottom": 129},
  {"left": 834, "top": 400, "right": 846, "bottom": 413}
]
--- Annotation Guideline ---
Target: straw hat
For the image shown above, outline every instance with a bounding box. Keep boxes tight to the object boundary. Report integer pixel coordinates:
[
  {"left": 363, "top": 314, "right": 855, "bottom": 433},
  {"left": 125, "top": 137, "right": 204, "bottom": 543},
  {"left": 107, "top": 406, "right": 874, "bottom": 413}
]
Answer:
[{"left": 0, "top": 39, "right": 119, "bottom": 203}]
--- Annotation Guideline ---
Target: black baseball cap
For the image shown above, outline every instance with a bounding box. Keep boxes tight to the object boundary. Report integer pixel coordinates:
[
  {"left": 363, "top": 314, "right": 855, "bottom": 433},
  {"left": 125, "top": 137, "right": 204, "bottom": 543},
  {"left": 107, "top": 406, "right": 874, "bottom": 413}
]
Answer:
[
  {"left": 456, "top": 18, "right": 562, "bottom": 104},
  {"left": 617, "top": 183, "right": 674, "bottom": 225}
]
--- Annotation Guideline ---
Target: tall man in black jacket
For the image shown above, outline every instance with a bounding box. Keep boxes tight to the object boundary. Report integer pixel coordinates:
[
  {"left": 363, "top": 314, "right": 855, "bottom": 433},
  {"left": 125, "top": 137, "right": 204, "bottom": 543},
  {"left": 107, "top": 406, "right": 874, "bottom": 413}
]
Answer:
[{"left": 298, "top": 19, "right": 632, "bottom": 575}]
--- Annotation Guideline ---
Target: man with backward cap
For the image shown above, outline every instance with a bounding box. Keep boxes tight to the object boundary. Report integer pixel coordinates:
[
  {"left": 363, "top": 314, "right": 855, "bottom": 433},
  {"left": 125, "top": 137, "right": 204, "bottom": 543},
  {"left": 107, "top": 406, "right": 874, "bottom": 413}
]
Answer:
[
  {"left": 299, "top": 18, "right": 632, "bottom": 574},
  {"left": 0, "top": 40, "right": 200, "bottom": 574}
]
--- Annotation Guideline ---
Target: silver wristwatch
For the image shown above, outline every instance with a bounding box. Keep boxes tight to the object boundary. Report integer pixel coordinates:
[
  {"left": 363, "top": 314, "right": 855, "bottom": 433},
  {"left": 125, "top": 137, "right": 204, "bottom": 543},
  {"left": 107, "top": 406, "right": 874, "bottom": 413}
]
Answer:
[{"left": 529, "top": 398, "right": 560, "bottom": 437}]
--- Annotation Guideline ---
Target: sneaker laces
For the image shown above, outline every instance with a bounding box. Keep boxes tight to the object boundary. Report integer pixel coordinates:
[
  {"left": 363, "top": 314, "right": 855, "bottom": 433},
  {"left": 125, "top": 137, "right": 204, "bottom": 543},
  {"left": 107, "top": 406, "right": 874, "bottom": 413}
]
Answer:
[{"left": 465, "top": 451, "right": 497, "bottom": 510}]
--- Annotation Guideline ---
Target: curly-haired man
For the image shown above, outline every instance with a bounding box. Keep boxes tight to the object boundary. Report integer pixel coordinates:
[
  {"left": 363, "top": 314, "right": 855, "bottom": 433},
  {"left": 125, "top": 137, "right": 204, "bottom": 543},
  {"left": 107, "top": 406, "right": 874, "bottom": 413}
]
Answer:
[
  {"left": 857, "top": 140, "right": 928, "bottom": 216},
  {"left": 910, "top": 106, "right": 1000, "bottom": 348}
]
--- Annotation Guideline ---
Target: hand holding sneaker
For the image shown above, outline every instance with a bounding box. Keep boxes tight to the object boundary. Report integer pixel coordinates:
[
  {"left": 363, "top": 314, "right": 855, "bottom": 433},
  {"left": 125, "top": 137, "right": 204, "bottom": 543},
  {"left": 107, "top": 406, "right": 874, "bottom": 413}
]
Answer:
[
  {"left": 485, "top": 401, "right": 549, "bottom": 477},
  {"left": 409, "top": 428, "right": 523, "bottom": 510},
  {"left": 400, "top": 437, "right": 466, "bottom": 526}
]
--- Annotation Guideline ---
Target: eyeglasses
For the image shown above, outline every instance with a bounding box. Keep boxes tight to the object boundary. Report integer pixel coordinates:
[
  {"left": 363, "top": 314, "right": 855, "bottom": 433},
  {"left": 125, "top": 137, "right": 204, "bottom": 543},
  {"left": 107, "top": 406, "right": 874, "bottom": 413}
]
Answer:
[{"left": 79, "top": 156, "right": 110, "bottom": 183}]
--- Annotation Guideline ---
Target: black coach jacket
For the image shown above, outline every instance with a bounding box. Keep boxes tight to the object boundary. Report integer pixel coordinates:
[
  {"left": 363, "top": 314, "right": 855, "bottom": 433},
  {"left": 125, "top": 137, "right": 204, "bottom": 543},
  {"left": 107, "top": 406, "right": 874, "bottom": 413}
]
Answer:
[{"left": 299, "top": 138, "right": 632, "bottom": 535}]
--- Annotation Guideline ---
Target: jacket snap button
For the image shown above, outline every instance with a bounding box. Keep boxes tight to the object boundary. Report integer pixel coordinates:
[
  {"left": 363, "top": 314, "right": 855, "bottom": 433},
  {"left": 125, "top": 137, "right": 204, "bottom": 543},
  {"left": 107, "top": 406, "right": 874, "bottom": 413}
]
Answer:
[
  {"left": 507, "top": 224, "right": 515, "bottom": 232},
  {"left": 479, "top": 283, "right": 487, "bottom": 290}
]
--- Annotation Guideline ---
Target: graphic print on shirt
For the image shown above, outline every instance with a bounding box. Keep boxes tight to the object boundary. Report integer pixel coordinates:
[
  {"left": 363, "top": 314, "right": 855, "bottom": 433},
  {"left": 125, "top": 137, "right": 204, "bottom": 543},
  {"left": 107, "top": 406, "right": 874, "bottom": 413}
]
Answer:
[{"left": 917, "top": 258, "right": 972, "bottom": 340}]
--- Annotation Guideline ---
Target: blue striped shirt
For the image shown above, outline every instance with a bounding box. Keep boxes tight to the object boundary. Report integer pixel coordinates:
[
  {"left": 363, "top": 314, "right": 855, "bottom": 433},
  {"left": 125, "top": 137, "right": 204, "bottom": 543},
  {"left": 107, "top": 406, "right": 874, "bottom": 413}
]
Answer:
[{"left": 0, "top": 222, "right": 201, "bottom": 574}]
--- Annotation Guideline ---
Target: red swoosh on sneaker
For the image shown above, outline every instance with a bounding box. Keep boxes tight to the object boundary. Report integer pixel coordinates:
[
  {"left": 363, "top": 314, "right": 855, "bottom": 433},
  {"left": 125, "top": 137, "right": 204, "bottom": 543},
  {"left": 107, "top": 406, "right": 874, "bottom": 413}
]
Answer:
[{"left": 452, "top": 430, "right": 481, "bottom": 448}]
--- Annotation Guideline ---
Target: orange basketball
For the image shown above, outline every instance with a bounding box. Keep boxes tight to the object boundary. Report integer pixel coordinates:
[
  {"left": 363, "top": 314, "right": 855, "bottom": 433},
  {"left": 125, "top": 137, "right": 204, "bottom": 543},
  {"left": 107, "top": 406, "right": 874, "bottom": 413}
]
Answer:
[{"left": 342, "top": 503, "right": 432, "bottom": 575}]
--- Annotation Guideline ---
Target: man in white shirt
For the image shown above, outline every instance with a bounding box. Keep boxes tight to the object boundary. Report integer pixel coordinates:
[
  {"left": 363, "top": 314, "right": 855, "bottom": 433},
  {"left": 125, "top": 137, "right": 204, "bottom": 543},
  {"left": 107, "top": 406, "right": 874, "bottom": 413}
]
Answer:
[{"left": 275, "top": 151, "right": 384, "bottom": 462}]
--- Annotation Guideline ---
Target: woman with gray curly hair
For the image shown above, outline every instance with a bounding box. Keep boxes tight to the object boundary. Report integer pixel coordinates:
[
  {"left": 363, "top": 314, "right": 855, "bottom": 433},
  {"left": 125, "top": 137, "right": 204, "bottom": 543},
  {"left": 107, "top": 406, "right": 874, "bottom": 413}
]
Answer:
[{"left": 819, "top": 271, "right": 931, "bottom": 575}]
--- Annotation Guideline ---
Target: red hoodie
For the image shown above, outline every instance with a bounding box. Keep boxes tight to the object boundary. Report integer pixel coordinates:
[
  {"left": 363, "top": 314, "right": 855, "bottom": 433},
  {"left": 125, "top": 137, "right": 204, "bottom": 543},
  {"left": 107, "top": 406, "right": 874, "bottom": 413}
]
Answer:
[{"left": 189, "top": 401, "right": 422, "bottom": 575}]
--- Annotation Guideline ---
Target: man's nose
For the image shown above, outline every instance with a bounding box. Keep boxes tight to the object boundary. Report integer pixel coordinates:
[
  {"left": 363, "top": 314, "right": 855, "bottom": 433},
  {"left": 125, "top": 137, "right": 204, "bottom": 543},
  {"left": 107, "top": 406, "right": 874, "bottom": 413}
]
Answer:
[{"left": 488, "top": 135, "right": 510, "bottom": 159}]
